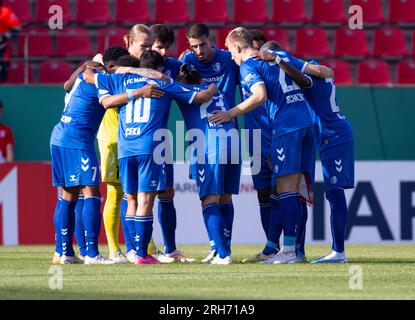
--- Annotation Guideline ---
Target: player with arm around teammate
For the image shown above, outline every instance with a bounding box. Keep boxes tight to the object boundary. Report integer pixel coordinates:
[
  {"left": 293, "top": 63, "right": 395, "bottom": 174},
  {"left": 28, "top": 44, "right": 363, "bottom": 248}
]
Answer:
[{"left": 90, "top": 51, "right": 218, "bottom": 264}]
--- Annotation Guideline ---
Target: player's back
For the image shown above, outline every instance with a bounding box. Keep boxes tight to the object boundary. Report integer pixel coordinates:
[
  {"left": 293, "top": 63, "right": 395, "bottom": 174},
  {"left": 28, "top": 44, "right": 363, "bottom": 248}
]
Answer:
[
  {"left": 180, "top": 49, "right": 239, "bottom": 108},
  {"left": 51, "top": 76, "right": 105, "bottom": 150},
  {"left": 241, "top": 58, "right": 313, "bottom": 138},
  {"left": 97, "top": 73, "right": 196, "bottom": 159},
  {"left": 304, "top": 72, "right": 354, "bottom": 148}
]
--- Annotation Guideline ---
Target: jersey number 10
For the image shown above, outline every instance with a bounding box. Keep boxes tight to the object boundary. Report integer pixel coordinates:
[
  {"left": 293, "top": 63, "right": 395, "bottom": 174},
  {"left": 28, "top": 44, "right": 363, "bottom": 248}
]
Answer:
[{"left": 125, "top": 95, "right": 151, "bottom": 124}]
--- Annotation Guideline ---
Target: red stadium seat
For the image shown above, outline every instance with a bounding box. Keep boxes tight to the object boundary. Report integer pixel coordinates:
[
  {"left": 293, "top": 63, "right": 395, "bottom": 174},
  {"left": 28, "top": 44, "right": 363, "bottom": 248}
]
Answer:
[
  {"left": 35, "top": 0, "right": 73, "bottom": 23},
  {"left": 155, "top": 0, "right": 189, "bottom": 23},
  {"left": 349, "top": 0, "right": 384, "bottom": 25},
  {"left": 115, "top": 0, "right": 151, "bottom": 24},
  {"left": 357, "top": 60, "right": 392, "bottom": 85},
  {"left": 260, "top": 28, "right": 291, "bottom": 52},
  {"left": 76, "top": 0, "right": 113, "bottom": 24},
  {"left": 175, "top": 28, "right": 189, "bottom": 58},
  {"left": 215, "top": 27, "right": 233, "bottom": 49},
  {"left": 233, "top": 0, "right": 268, "bottom": 23},
  {"left": 55, "top": 27, "right": 93, "bottom": 57},
  {"left": 389, "top": 0, "right": 415, "bottom": 25},
  {"left": 3, "top": 61, "right": 32, "bottom": 84},
  {"left": 271, "top": 0, "right": 307, "bottom": 25},
  {"left": 311, "top": 0, "right": 346, "bottom": 25},
  {"left": 17, "top": 27, "right": 54, "bottom": 57},
  {"left": 39, "top": 61, "right": 74, "bottom": 84},
  {"left": 3, "top": 0, "right": 32, "bottom": 23},
  {"left": 396, "top": 60, "right": 415, "bottom": 84},
  {"left": 373, "top": 28, "right": 408, "bottom": 58},
  {"left": 194, "top": 0, "right": 229, "bottom": 23},
  {"left": 97, "top": 27, "right": 129, "bottom": 53},
  {"left": 334, "top": 27, "right": 369, "bottom": 58},
  {"left": 320, "top": 60, "right": 353, "bottom": 85},
  {"left": 295, "top": 28, "right": 330, "bottom": 58}
]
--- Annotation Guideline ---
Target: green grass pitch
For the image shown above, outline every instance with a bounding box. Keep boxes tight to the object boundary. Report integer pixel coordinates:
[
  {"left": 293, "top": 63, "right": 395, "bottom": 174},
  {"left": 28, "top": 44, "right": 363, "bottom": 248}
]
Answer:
[{"left": 1, "top": 244, "right": 414, "bottom": 300}]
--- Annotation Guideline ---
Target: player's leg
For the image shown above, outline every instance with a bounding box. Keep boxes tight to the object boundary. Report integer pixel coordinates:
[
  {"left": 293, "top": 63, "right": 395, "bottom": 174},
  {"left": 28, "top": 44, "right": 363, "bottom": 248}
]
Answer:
[
  {"left": 133, "top": 155, "right": 166, "bottom": 265},
  {"left": 295, "top": 127, "right": 316, "bottom": 261},
  {"left": 74, "top": 194, "right": 86, "bottom": 260},
  {"left": 158, "top": 186, "right": 194, "bottom": 263},
  {"left": 157, "top": 163, "right": 177, "bottom": 254},
  {"left": 119, "top": 193, "right": 136, "bottom": 262},
  {"left": 60, "top": 185, "right": 83, "bottom": 264},
  {"left": 50, "top": 144, "right": 83, "bottom": 264},
  {"left": 103, "top": 183, "right": 125, "bottom": 259},
  {"left": 98, "top": 138, "right": 127, "bottom": 261},
  {"left": 52, "top": 193, "right": 63, "bottom": 264},
  {"left": 202, "top": 195, "right": 232, "bottom": 265},
  {"left": 312, "top": 141, "right": 354, "bottom": 263},
  {"left": 199, "top": 160, "right": 232, "bottom": 264},
  {"left": 262, "top": 129, "right": 309, "bottom": 264},
  {"left": 134, "top": 191, "right": 160, "bottom": 264}
]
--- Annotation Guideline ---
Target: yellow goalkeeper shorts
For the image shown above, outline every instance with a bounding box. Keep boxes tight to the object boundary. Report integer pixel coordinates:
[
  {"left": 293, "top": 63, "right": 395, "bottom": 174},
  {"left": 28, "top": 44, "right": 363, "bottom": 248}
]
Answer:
[{"left": 98, "top": 139, "right": 120, "bottom": 185}]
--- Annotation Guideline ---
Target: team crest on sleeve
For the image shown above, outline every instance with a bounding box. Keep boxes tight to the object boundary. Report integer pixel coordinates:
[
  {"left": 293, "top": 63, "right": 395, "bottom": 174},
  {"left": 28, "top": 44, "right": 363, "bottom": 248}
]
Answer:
[{"left": 213, "top": 62, "right": 221, "bottom": 72}]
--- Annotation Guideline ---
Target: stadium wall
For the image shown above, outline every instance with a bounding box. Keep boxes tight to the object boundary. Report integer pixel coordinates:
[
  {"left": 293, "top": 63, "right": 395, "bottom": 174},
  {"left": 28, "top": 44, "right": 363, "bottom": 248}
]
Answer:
[{"left": 0, "top": 86, "right": 414, "bottom": 161}]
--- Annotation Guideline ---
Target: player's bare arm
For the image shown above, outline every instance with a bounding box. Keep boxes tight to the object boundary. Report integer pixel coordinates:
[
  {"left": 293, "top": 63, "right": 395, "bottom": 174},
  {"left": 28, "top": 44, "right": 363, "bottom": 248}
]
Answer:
[
  {"left": 208, "top": 83, "right": 267, "bottom": 124},
  {"left": 279, "top": 61, "right": 312, "bottom": 88},
  {"left": 100, "top": 84, "right": 165, "bottom": 109},
  {"left": 115, "top": 67, "right": 171, "bottom": 82},
  {"left": 253, "top": 50, "right": 334, "bottom": 79},
  {"left": 192, "top": 83, "right": 219, "bottom": 104},
  {"left": 64, "top": 61, "right": 104, "bottom": 92}
]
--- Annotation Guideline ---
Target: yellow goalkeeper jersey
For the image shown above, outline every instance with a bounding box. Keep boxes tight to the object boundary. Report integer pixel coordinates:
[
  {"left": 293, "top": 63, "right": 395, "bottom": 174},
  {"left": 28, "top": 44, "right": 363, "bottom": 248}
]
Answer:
[{"left": 97, "top": 108, "right": 118, "bottom": 142}]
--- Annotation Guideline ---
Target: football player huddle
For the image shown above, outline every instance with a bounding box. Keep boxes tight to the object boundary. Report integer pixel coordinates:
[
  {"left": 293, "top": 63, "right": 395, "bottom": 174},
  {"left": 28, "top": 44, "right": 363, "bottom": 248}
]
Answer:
[{"left": 50, "top": 23, "right": 354, "bottom": 266}]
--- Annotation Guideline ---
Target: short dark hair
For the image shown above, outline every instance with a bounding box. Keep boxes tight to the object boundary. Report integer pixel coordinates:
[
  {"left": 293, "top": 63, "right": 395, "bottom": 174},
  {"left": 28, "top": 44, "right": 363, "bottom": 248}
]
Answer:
[
  {"left": 260, "top": 41, "right": 282, "bottom": 52},
  {"left": 102, "top": 46, "right": 129, "bottom": 64},
  {"left": 177, "top": 64, "right": 201, "bottom": 85},
  {"left": 150, "top": 24, "right": 175, "bottom": 46},
  {"left": 186, "top": 23, "right": 209, "bottom": 39},
  {"left": 250, "top": 29, "right": 267, "bottom": 44},
  {"left": 116, "top": 55, "right": 141, "bottom": 68},
  {"left": 139, "top": 50, "right": 164, "bottom": 70}
]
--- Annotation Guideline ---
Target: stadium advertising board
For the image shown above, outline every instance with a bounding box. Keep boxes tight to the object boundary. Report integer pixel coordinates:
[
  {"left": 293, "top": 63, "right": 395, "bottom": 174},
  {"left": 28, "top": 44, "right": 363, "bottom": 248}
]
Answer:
[{"left": 1, "top": 162, "right": 414, "bottom": 245}]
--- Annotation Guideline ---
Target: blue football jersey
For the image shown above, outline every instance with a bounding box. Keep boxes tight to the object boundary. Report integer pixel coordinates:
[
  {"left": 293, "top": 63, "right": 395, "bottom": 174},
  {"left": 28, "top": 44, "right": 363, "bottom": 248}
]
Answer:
[
  {"left": 161, "top": 57, "right": 182, "bottom": 128},
  {"left": 177, "top": 83, "right": 236, "bottom": 154},
  {"left": 180, "top": 49, "right": 239, "bottom": 108},
  {"left": 243, "top": 50, "right": 309, "bottom": 157},
  {"left": 240, "top": 58, "right": 313, "bottom": 138},
  {"left": 304, "top": 74, "right": 354, "bottom": 150},
  {"left": 163, "top": 57, "right": 182, "bottom": 81},
  {"left": 96, "top": 73, "right": 197, "bottom": 159},
  {"left": 50, "top": 75, "right": 105, "bottom": 150}
]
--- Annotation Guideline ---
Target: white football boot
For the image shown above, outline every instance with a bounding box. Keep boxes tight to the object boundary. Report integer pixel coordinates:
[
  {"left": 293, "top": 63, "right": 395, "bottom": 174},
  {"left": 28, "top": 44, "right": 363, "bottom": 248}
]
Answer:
[
  {"left": 201, "top": 250, "right": 217, "bottom": 263},
  {"left": 60, "top": 255, "right": 84, "bottom": 265},
  {"left": 126, "top": 250, "right": 136, "bottom": 263},
  {"left": 153, "top": 249, "right": 176, "bottom": 263},
  {"left": 311, "top": 251, "right": 348, "bottom": 264},
  {"left": 260, "top": 248, "right": 301, "bottom": 264},
  {"left": 109, "top": 251, "right": 129, "bottom": 264},
  {"left": 242, "top": 252, "right": 276, "bottom": 263},
  {"left": 84, "top": 255, "right": 119, "bottom": 265},
  {"left": 166, "top": 250, "right": 195, "bottom": 263},
  {"left": 209, "top": 255, "right": 233, "bottom": 265}
]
